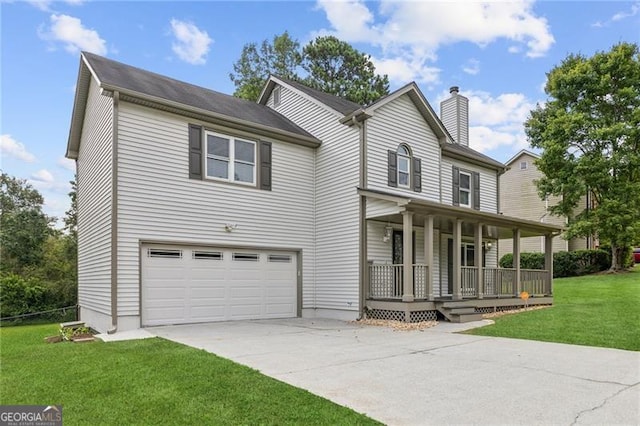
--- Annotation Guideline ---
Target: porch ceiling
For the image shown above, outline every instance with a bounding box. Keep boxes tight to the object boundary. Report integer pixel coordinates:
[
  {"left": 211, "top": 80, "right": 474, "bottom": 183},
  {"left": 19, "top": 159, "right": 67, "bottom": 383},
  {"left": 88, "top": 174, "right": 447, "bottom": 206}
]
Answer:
[{"left": 359, "top": 188, "right": 563, "bottom": 239}]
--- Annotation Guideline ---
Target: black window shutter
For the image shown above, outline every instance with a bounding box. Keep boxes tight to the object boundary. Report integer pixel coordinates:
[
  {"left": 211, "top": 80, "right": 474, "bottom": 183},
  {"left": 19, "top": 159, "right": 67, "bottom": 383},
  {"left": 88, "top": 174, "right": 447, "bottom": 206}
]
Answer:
[
  {"left": 452, "top": 166, "right": 460, "bottom": 206},
  {"left": 260, "top": 141, "right": 272, "bottom": 191},
  {"left": 473, "top": 171, "right": 480, "bottom": 210},
  {"left": 388, "top": 150, "right": 397, "bottom": 187},
  {"left": 412, "top": 157, "right": 422, "bottom": 193},
  {"left": 188, "top": 124, "right": 203, "bottom": 180}
]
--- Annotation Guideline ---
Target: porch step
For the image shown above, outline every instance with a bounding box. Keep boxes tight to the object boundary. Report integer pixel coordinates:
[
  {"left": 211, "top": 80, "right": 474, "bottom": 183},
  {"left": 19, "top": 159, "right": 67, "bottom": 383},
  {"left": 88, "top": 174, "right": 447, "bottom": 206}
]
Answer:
[
  {"left": 436, "top": 307, "right": 483, "bottom": 323},
  {"left": 449, "top": 307, "right": 476, "bottom": 315}
]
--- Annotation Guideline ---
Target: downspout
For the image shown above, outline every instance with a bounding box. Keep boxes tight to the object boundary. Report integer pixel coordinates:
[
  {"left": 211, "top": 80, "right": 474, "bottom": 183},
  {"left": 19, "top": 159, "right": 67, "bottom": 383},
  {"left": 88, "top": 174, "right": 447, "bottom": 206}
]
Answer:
[
  {"left": 108, "top": 91, "right": 119, "bottom": 334},
  {"left": 354, "top": 115, "right": 367, "bottom": 320}
]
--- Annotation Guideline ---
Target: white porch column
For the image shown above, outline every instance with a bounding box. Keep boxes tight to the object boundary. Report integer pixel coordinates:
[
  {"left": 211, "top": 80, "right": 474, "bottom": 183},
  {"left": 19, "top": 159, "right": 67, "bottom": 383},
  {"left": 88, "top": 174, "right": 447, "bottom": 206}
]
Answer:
[
  {"left": 513, "top": 228, "right": 521, "bottom": 296},
  {"left": 545, "top": 233, "right": 554, "bottom": 295},
  {"left": 475, "top": 222, "right": 484, "bottom": 299},
  {"left": 453, "top": 219, "right": 462, "bottom": 301},
  {"left": 424, "top": 215, "right": 435, "bottom": 301},
  {"left": 402, "top": 211, "right": 414, "bottom": 302}
]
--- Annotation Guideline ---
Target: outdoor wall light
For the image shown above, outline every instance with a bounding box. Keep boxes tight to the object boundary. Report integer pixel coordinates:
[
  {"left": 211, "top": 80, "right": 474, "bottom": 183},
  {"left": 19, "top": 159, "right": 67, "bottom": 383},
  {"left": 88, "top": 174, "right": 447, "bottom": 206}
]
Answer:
[{"left": 383, "top": 225, "right": 393, "bottom": 243}]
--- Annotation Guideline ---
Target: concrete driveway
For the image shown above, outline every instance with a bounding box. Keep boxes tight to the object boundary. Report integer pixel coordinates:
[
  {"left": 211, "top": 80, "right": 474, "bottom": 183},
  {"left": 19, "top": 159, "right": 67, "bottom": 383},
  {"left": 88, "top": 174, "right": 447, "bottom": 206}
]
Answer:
[{"left": 149, "top": 318, "right": 639, "bottom": 425}]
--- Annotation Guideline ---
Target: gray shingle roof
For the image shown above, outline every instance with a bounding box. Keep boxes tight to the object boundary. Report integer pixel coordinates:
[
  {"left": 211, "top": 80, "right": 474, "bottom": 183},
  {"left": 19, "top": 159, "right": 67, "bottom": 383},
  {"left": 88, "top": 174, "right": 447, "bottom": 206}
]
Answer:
[
  {"left": 441, "top": 142, "right": 506, "bottom": 170},
  {"left": 82, "top": 52, "right": 315, "bottom": 139},
  {"left": 276, "top": 77, "right": 362, "bottom": 115}
]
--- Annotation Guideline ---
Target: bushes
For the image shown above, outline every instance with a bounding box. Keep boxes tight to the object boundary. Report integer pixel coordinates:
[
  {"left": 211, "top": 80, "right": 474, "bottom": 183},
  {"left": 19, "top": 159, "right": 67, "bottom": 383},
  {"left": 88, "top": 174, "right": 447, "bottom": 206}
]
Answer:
[
  {"left": 1, "top": 274, "right": 53, "bottom": 318},
  {"left": 0, "top": 274, "right": 75, "bottom": 324},
  {"left": 499, "top": 249, "right": 611, "bottom": 278}
]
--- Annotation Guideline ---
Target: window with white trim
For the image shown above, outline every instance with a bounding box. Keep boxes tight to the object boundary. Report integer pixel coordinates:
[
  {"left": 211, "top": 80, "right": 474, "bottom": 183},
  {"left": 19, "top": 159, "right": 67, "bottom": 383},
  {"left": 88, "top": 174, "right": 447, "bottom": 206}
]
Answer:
[
  {"left": 205, "top": 131, "right": 256, "bottom": 185},
  {"left": 520, "top": 161, "right": 528, "bottom": 170},
  {"left": 459, "top": 171, "right": 471, "bottom": 207},
  {"left": 273, "top": 86, "right": 281, "bottom": 107},
  {"left": 397, "top": 145, "right": 411, "bottom": 188}
]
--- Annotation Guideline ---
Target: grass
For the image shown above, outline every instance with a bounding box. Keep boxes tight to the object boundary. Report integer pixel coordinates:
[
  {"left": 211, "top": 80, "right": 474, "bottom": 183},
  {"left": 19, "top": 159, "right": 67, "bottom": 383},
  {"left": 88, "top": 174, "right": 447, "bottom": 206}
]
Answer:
[
  {"left": 468, "top": 266, "right": 640, "bottom": 351},
  {"left": 0, "top": 324, "right": 380, "bottom": 425}
]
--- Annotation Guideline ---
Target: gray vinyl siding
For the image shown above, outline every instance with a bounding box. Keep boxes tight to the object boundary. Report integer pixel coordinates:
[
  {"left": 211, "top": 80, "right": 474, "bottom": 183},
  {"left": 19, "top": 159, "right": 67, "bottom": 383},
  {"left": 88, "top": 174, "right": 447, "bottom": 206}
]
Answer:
[
  {"left": 366, "top": 94, "right": 440, "bottom": 201},
  {"left": 76, "top": 79, "right": 113, "bottom": 315},
  {"left": 440, "top": 95, "right": 469, "bottom": 146},
  {"left": 116, "top": 102, "right": 316, "bottom": 315},
  {"left": 498, "top": 152, "right": 568, "bottom": 259},
  {"left": 441, "top": 156, "right": 498, "bottom": 213},
  {"left": 267, "top": 84, "right": 361, "bottom": 311},
  {"left": 366, "top": 198, "right": 401, "bottom": 219}
]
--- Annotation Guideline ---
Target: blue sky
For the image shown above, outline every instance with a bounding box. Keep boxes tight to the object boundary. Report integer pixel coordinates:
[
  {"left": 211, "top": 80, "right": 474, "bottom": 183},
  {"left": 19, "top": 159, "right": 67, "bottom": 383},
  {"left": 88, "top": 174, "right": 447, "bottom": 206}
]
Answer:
[{"left": 1, "top": 0, "right": 639, "bottom": 223}]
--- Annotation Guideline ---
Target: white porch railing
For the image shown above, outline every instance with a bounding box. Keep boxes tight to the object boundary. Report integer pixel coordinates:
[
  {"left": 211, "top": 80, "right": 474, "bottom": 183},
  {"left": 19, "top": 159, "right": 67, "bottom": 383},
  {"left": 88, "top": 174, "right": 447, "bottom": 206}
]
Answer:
[{"left": 368, "top": 264, "right": 429, "bottom": 300}]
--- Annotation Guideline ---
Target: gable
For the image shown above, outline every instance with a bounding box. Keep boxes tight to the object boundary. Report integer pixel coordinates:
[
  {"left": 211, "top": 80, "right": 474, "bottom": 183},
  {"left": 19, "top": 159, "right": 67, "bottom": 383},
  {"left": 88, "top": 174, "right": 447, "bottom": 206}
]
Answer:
[{"left": 67, "top": 53, "right": 320, "bottom": 160}]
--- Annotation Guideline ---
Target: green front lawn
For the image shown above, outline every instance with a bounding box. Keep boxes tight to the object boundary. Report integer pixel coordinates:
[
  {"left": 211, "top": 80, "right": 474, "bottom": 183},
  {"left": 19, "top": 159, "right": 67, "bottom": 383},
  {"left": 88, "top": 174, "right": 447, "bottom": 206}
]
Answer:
[
  {"left": 468, "top": 266, "right": 640, "bottom": 351},
  {"left": 0, "top": 325, "right": 379, "bottom": 425}
]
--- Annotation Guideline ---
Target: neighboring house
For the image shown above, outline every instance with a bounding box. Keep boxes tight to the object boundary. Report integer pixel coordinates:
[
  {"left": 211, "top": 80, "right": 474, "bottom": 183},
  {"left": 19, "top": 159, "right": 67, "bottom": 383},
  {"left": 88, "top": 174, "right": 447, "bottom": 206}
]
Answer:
[
  {"left": 498, "top": 150, "right": 592, "bottom": 261},
  {"left": 66, "top": 53, "right": 562, "bottom": 333}
]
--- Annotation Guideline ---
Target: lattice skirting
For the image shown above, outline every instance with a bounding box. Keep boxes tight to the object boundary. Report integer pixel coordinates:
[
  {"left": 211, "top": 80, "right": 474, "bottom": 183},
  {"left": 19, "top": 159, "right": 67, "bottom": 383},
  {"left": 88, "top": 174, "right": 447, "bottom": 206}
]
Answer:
[
  {"left": 410, "top": 310, "right": 438, "bottom": 322},
  {"left": 365, "top": 308, "right": 438, "bottom": 322}
]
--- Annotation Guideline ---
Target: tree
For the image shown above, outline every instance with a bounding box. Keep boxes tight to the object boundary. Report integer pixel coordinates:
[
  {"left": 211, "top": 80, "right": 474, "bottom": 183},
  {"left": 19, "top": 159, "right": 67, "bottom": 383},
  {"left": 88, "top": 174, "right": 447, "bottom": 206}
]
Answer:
[
  {"left": 525, "top": 42, "right": 640, "bottom": 271},
  {"left": 230, "top": 34, "right": 389, "bottom": 105},
  {"left": 0, "top": 173, "right": 53, "bottom": 272},
  {"left": 302, "top": 36, "right": 389, "bottom": 105},
  {"left": 230, "top": 31, "right": 301, "bottom": 101}
]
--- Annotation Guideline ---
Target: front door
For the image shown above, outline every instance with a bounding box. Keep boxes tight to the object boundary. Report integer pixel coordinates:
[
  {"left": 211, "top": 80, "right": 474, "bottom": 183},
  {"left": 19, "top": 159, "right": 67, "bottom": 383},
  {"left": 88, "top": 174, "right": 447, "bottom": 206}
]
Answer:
[{"left": 392, "top": 230, "right": 416, "bottom": 264}]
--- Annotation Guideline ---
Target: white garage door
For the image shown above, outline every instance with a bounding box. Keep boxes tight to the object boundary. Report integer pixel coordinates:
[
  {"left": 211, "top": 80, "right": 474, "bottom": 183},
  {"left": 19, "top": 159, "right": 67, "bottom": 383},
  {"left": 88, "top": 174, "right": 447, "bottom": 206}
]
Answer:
[{"left": 141, "top": 245, "right": 297, "bottom": 326}]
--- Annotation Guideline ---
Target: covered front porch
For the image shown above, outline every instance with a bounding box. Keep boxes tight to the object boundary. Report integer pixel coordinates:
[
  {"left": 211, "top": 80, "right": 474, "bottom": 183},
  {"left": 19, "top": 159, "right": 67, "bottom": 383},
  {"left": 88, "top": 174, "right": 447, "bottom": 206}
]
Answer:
[{"left": 360, "top": 189, "right": 561, "bottom": 322}]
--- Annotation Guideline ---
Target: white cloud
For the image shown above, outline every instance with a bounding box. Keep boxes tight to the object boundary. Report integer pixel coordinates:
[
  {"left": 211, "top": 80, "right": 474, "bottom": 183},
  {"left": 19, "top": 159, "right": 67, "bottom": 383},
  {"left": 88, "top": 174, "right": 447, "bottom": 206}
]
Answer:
[
  {"left": 1, "top": 134, "right": 37, "bottom": 163},
  {"left": 436, "top": 89, "right": 537, "bottom": 153},
  {"left": 314, "top": 0, "right": 554, "bottom": 84},
  {"left": 31, "top": 169, "right": 54, "bottom": 183},
  {"left": 462, "top": 59, "right": 480, "bottom": 75},
  {"left": 465, "top": 91, "right": 536, "bottom": 127},
  {"left": 470, "top": 125, "right": 528, "bottom": 153},
  {"left": 57, "top": 157, "right": 76, "bottom": 172},
  {"left": 27, "top": 0, "right": 52, "bottom": 11},
  {"left": 170, "top": 19, "right": 212, "bottom": 65},
  {"left": 27, "top": 0, "right": 84, "bottom": 11},
  {"left": 39, "top": 14, "right": 107, "bottom": 55},
  {"left": 593, "top": 2, "right": 640, "bottom": 27},
  {"left": 28, "top": 169, "right": 71, "bottom": 202},
  {"left": 372, "top": 55, "right": 440, "bottom": 84},
  {"left": 612, "top": 2, "right": 640, "bottom": 21}
]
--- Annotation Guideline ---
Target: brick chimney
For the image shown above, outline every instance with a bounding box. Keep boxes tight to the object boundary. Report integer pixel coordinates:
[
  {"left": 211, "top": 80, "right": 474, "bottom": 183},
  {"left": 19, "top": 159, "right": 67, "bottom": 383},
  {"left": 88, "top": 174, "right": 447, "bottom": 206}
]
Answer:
[{"left": 440, "top": 86, "right": 469, "bottom": 146}]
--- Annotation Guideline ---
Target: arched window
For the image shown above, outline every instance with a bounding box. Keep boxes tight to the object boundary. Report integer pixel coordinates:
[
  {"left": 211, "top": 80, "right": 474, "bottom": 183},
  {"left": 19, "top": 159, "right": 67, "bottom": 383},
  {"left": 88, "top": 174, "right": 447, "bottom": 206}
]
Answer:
[
  {"left": 387, "top": 144, "right": 422, "bottom": 192},
  {"left": 397, "top": 144, "right": 411, "bottom": 188}
]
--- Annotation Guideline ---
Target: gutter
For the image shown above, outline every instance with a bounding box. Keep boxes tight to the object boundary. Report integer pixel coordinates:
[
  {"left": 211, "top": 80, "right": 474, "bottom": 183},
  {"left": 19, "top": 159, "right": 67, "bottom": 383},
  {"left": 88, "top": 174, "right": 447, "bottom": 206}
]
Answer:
[
  {"left": 100, "top": 86, "right": 321, "bottom": 148},
  {"left": 108, "top": 91, "right": 119, "bottom": 334}
]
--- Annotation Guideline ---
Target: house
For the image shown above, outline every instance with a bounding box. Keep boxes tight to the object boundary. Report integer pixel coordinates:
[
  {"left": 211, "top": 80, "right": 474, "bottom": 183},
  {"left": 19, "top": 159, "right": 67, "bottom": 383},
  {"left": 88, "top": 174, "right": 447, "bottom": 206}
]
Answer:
[
  {"left": 66, "top": 53, "right": 562, "bottom": 333},
  {"left": 498, "top": 150, "right": 593, "bottom": 260}
]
